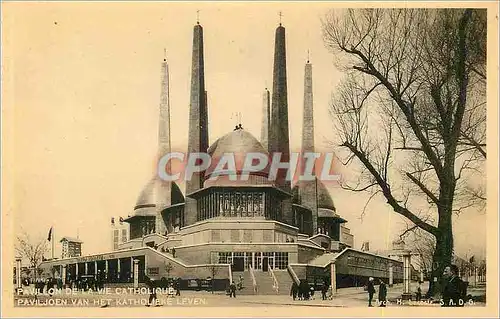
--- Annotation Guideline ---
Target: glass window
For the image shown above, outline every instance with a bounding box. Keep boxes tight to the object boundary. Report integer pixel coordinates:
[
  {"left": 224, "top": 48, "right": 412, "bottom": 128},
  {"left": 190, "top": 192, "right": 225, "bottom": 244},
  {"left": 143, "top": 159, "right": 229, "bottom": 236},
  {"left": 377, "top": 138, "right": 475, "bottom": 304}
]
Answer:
[
  {"left": 223, "top": 193, "right": 230, "bottom": 216},
  {"left": 241, "top": 194, "right": 247, "bottom": 216},
  {"left": 247, "top": 194, "right": 253, "bottom": 215},
  {"left": 275, "top": 252, "right": 289, "bottom": 269},
  {"left": 218, "top": 252, "right": 231, "bottom": 264}
]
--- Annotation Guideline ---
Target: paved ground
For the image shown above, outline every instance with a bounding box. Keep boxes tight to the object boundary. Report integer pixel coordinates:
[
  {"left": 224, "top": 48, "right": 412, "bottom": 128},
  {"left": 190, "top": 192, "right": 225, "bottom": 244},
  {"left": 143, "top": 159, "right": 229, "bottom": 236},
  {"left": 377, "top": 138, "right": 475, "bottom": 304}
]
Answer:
[{"left": 14, "top": 282, "right": 486, "bottom": 308}]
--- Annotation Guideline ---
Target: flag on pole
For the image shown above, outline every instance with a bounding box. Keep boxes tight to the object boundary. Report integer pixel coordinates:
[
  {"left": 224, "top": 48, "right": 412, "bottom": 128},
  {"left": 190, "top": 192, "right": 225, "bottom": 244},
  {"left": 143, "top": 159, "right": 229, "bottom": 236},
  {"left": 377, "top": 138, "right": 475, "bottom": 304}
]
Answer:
[{"left": 47, "top": 226, "right": 53, "bottom": 241}]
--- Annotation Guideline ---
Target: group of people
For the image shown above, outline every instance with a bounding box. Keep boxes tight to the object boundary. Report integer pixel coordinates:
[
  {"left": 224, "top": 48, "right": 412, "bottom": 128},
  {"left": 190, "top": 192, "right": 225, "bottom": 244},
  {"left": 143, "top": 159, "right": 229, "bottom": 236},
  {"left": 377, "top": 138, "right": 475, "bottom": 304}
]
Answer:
[
  {"left": 365, "top": 277, "right": 387, "bottom": 307},
  {"left": 364, "top": 264, "right": 469, "bottom": 307},
  {"left": 145, "top": 276, "right": 182, "bottom": 306},
  {"left": 31, "top": 277, "right": 63, "bottom": 294},
  {"left": 226, "top": 275, "right": 244, "bottom": 298},
  {"left": 290, "top": 279, "right": 330, "bottom": 301}
]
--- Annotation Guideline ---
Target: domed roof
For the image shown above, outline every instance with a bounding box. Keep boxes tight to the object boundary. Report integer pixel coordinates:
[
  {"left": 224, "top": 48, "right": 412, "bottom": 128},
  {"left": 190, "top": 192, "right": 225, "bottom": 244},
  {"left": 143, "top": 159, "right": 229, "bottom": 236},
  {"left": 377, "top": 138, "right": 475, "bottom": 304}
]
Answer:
[
  {"left": 134, "top": 177, "right": 184, "bottom": 210},
  {"left": 291, "top": 178, "right": 336, "bottom": 212},
  {"left": 204, "top": 129, "right": 272, "bottom": 186},
  {"left": 292, "top": 185, "right": 301, "bottom": 204},
  {"left": 316, "top": 179, "right": 336, "bottom": 211},
  {"left": 208, "top": 129, "right": 269, "bottom": 158}
]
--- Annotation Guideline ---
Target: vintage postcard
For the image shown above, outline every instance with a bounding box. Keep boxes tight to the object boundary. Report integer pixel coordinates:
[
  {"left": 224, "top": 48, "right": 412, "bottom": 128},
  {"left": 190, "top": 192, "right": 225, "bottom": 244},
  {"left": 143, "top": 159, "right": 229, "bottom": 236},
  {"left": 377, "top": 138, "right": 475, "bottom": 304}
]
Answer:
[{"left": 1, "top": 1, "right": 498, "bottom": 317}]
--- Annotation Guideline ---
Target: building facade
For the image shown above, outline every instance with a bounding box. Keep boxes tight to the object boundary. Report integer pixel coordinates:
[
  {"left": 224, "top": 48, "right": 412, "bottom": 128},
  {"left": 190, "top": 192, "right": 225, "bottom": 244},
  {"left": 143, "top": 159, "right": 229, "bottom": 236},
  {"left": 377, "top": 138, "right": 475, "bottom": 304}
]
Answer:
[
  {"left": 111, "top": 217, "right": 129, "bottom": 251},
  {"left": 60, "top": 237, "right": 83, "bottom": 259},
  {"left": 39, "top": 21, "right": 403, "bottom": 293}
]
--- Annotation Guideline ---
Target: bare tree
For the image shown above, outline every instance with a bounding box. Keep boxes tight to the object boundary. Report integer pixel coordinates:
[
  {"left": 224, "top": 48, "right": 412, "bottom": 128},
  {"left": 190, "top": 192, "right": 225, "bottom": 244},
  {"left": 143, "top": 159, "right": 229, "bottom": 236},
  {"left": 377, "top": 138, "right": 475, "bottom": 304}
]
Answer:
[
  {"left": 164, "top": 262, "right": 173, "bottom": 279},
  {"left": 323, "top": 8, "right": 486, "bottom": 296},
  {"left": 15, "top": 232, "right": 49, "bottom": 283},
  {"left": 209, "top": 265, "right": 219, "bottom": 294},
  {"left": 402, "top": 228, "right": 436, "bottom": 283}
]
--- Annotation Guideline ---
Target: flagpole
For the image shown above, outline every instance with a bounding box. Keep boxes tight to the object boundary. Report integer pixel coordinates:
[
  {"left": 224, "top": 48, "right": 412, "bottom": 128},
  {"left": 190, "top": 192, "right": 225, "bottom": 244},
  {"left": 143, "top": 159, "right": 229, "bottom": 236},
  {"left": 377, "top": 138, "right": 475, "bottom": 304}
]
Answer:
[{"left": 52, "top": 227, "right": 55, "bottom": 260}]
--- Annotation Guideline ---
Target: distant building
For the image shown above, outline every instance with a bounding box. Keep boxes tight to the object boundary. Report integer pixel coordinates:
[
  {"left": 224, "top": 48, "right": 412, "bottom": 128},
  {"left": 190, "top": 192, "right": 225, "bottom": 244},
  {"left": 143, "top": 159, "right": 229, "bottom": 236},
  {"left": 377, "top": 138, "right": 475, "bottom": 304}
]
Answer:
[
  {"left": 111, "top": 217, "right": 129, "bottom": 251},
  {"left": 60, "top": 237, "right": 83, "bottom": 258},
  {"left": 361, "top": 241, "right": 370, "bottom": 252}
]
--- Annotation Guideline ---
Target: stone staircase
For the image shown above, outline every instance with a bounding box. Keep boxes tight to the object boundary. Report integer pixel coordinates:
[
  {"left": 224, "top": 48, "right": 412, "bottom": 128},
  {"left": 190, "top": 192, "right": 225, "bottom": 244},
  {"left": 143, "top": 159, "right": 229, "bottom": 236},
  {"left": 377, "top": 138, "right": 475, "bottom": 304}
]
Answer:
[
  {"left": 253, "top": 271, "right": 278, "bottom": 295},
  {"left": 273, "top": 270, "right": 294, "bottom": 295}
]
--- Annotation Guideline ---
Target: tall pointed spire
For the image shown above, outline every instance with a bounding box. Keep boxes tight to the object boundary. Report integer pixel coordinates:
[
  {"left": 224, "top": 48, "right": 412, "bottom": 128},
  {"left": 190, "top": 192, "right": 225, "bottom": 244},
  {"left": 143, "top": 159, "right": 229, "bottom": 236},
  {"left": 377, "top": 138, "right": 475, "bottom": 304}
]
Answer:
[
  {"left": 269, "top": 22, "right": 293, "bottom": 226},
  {"left": 155, "top": 55, "right": 172, "bottom": 235},
  {"left": 261, "top": 88, "right": 271, "bottom": 150},
  {"left": 269, "top": 23, "right": 291, "bottom": 192},
  {"left": 299, "top": 59, "right": 319, "bottom": 234},
  {"left": 301, "top": 61, "right": 315, "bottom": 156},
  {"left": 185, "top": 21, "right": 208, "bottom": 226}
]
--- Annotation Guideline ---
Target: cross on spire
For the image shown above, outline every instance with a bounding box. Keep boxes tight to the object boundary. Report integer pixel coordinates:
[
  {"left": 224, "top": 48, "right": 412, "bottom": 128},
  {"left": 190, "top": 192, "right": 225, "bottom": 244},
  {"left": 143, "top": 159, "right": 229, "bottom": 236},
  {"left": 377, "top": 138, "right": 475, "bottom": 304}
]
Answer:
[
  {"left": 279, "top": 11, "right": 283, "bottom": 26},
  {"left": 307, "top": 49, "right": 310, "bottom": 63},
  {"left": 196, "top": 10, "right": 200, "bottom": 24},
  {"left": 163, "top": 48, "right": 167, "bottom": 62}
]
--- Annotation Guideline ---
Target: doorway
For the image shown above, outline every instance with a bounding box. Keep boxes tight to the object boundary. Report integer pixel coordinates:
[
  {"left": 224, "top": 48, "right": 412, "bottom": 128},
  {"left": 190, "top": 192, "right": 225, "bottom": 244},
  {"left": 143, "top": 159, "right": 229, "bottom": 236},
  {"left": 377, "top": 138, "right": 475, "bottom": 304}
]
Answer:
[
  {"left": 262, "top": 257, "right": 269, "bottom": 272},
  {"left": 232, "top": 257, "right": 245, "bottom": 272}
]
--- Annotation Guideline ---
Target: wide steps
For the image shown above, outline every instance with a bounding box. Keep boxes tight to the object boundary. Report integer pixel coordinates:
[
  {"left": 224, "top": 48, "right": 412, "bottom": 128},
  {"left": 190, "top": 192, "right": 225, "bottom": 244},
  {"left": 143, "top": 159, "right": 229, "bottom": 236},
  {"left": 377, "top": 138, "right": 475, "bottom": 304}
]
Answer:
[{"left": 273, "top": 270, "right": 294, "bottom": 296}]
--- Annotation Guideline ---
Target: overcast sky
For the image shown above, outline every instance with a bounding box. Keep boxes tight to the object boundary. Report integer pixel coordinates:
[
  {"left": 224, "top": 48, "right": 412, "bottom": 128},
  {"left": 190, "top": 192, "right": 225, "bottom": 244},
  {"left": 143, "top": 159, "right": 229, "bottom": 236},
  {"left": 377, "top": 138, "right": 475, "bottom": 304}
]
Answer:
[{"left": 4, "top": 2, "right": 486, "bottom": 260}]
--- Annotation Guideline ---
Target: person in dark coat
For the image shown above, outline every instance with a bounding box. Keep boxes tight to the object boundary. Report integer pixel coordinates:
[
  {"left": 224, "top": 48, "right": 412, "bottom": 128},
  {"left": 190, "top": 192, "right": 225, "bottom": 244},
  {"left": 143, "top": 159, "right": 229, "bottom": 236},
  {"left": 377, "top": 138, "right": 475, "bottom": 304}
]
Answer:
[
  {"left": 299, "top": 280, "right": 309, "bottom": 300},
  {"left": 321, "top": 281, "right": 330, "bottom": 300},
  {"left": 229, "top": 281, "right": 237, "bottom": 298},
  {"left": 367, "top": 277, "right": 376, "bottom": 307},
  {"left": 290, "top": 281, "right": 298, "bottom": 300},
  {"left": 146, "top": 276, "right": 158, "bottom": 306},
  {"left": 174, "top": 278, "right": 181, "bottom": 296},
  {"left": 416, "top": 282, "right": 422, "bottom": 301},
  {"left": 441, "top": 265, "right": 465, "bottom": 307},
  {"left": 378, "top": 279, "right": 387, "bottom": 307}
]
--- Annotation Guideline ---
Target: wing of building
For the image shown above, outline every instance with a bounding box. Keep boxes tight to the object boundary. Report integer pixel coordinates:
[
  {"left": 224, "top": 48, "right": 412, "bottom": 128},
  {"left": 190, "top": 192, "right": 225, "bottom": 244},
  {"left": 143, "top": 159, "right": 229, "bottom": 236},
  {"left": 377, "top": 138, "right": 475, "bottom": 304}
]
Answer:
[{"left": 39, "top": 21, "right": 404, "bottom": 293}]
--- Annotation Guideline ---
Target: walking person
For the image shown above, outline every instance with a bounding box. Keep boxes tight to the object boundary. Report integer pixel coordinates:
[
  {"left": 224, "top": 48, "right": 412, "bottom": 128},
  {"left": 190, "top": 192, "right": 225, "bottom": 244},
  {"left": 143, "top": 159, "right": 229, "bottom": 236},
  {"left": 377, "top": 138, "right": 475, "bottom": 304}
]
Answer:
[
  {"left": 146, "top": 276, "right": 158, "bottom": 307},
  {"left": 378, "top": 279, "right": 387, "bottom": 307},
  {"left": 321, "top": 281, "right": 329, "bottom": 300},
  {"left": 290, "top": 281, "right": 298, "bottom": 300},
  {"left": 175, "top": 278, "right": 181, "bottom": 296},
  {"left": 416, "top": 282, "right": 422, "bottom": 301},
  {"left": 229, "top": 281, "right": 237, "bottom": 298},
  {"left": 366, "top": 277, "right": 376, "bottom": 307}
]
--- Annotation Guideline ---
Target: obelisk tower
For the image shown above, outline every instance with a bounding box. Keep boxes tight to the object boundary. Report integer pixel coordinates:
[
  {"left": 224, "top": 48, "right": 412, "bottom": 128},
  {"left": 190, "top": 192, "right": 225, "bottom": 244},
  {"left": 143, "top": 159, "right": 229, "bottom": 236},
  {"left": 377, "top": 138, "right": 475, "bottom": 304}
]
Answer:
[
  {"left": 269, "top": 21, "right": 293, "bottom": 225},
  {"left": 261, "top": 88, "right": 271, "bottom": 150},
  {"left": 155, "top": 54, "right": 172, "bottom": 235},
  {"left": 185, "top": 21, "right": 209, "bottom": 226},
  {"left": 269, "top": 23, "right": 291, "bottom": 192},
  {"left": 299, "top": 59, "right": 319, "bottom": 234}
]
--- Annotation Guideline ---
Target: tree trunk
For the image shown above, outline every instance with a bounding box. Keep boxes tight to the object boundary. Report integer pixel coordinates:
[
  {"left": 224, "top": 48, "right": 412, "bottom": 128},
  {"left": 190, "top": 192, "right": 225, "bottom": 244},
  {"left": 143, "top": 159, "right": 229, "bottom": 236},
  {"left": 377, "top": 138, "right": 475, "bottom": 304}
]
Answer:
[{"left": 427, "top": 216, "right": 454, "bottom": 297}]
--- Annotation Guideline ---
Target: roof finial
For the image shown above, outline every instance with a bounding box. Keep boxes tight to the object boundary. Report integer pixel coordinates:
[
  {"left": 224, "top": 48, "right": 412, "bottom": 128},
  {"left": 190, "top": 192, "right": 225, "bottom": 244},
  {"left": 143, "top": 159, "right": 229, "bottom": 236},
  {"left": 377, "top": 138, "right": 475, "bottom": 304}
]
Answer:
[
  {"left": 196, "top": 10, "right": 200, "bottom": 24},
  {"left": 279, "top": 11, "right": 283, "bottom": 26},
  {"left": 163, "top": 48, "right": 167, "bottom": 62}
]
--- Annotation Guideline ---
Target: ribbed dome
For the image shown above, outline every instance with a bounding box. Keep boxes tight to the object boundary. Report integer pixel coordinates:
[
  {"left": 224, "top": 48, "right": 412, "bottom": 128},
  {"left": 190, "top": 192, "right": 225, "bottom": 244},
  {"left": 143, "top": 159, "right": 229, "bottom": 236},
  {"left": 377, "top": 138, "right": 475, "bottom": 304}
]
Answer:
[
  {"left": 134, "top": 177, "right": 184, "bottom": 210},
  {"left": 208, "top": 129, "right": 269, "bottom": 158},
  {"left": 204, "top": 129, "right": 272, "bottom": 186},
  {"left": 316, "top": 179, "right": 336, "bottom": 211},
  {"left": 291, "top": 179, "right": 336, "bottom": 212}
]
